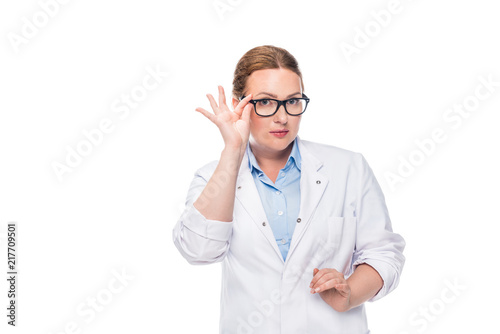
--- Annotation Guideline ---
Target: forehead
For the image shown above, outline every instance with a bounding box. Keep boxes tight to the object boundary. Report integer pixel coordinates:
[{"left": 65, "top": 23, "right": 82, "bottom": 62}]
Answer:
[{"left": 246, "top": 68, "right": 302, "bottom": 94}]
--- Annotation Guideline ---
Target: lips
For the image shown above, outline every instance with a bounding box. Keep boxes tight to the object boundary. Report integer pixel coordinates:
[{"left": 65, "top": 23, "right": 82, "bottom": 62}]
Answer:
[{"left": 270, "top": 129, "right": 289, "bottom": 138}]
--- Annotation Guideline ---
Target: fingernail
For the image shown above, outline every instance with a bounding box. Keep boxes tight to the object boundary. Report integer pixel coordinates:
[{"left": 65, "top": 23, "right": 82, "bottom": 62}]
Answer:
[{"left": 315, "top": 287, "right": 320, "bottom": 292}]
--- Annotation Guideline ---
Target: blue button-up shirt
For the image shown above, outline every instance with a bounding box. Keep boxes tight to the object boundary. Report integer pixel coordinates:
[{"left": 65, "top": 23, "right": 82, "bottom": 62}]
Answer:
[{"left": 246, "top": 137, "right": 302, "bottom": 262}]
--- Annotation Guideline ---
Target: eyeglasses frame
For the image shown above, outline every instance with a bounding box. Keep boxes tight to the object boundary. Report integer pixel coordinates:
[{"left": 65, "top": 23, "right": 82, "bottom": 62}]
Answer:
[{"left": 240, "top": 93, "right": 310, "bottom": 117}]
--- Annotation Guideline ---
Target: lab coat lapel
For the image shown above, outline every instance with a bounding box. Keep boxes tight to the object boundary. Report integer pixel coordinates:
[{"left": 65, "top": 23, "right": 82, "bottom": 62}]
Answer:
[
  {"left": 234, "top": 136, "right": 329, "bottom": 265},
  {"left": 287, "top": 136, "right": 329, "bottom": 261},
  {"left": 235, "top": 152, "right": 285, "bottom": 264}
]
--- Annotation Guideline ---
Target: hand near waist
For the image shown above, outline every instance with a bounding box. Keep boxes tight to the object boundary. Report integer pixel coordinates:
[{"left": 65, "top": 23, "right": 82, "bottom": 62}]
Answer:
[
  {"left": 310, "top": 264, "right": 383, "bottom": 312},
  {"left": 310, "top": 267, "right": 351, "bottom": 312}
]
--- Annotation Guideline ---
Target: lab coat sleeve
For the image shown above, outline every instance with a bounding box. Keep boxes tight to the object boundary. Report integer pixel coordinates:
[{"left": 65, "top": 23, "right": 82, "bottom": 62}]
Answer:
[
  {"left": 351, "top": 153, "right": 406, "bottom": 302},
  {"left": 172, "top": 163, "right": 233, "bottom": 265}
]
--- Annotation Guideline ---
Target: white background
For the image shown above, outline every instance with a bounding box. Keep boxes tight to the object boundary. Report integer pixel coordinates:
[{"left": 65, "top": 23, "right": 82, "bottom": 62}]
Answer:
[{"left": 1, "top": 0, "right": 499, "bottom": 333}]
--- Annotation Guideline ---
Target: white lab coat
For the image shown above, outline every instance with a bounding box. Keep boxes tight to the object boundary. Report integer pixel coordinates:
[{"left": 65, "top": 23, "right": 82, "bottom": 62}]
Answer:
[{"left": 173, "top": 135, "right": 406, "bottom": 334}]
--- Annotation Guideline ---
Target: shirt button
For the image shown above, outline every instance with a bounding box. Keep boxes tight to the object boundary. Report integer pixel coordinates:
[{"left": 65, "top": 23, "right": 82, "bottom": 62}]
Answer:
[
  {"left": 281, "top": 238, "right": 286, "bottom": 244},
  {"left": 281, "top": 172, "right": 285, "bottom": 177},
  {"left": 278, "top": 210, "right": 283, "bottom": 216},
  {"left": 276, "top": 191, "right": 280, "bottom": 195}
]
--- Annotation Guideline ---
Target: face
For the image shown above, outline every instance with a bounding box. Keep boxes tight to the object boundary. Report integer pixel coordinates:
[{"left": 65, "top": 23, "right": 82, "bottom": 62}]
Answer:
[{"left": 232, "top": 68, "right": 303, "bottom": 158}]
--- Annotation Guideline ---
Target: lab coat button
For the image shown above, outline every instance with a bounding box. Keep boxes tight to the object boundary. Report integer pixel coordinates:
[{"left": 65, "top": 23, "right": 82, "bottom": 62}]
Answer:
[
  {"left": 316, "top": 180, "right": 321, "bottom": 184},
  {"left": 262, "top": 222, "right": 266, "bottom": 226},
  {"left": 296, "top": 218, "right": 301, "bottom": 223},
  {"left": 237, "top": 186, "right": 241, "bottom": 189}
]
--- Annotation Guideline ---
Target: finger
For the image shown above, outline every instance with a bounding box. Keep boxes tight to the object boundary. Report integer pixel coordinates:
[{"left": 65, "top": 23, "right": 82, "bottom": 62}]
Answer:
[
  {"left": 218, "top": 86, "right": 227, "bottom": 110},
  {"left": 310, "top": 268, "right": 324, "bottom": 288},
  {"left": 311, "top": 268, "right": 342, "bottom": 284},
  {"left": 311, "top": 277, "right": 343, "bottom": 294},
  {"left": 234, "top": 94, "right": 253, "bottom": 116},
  {"left": 195, "top": 107, "right": 215, "bottom": 123},
  {"left": 316, "top": 268, "right": 345, "bottom": 286},
  {"left": 310, "top": 268, "right": 320, "bottom": 287},
  {"left": 233, "top": 95, "right": 252, "bottom": 116},
  {"left": 241, "top": 104, "right": 252, "bottom": 124},
  {"left": 310, "top": 270, "right": 344, "bottom": 289},
  {"left": 206, "top": 93, "right": 220, "bottom": 115},
  {"left": 312, "top": 280, "right": 337, "bottom": 294},
  {"left": 311, "top": 272, "right": 337, "bottom": 290}
]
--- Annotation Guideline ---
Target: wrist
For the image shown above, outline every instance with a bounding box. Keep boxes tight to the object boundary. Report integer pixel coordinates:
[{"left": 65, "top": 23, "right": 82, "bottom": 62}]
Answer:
[
  {"left": 327, "top": 294, "right": 351, "bottom": 313},
  {"left": 220, "top": 146, "right": 244, "bottom": 172},
  {"left": 223, "top": 143, "right": 245, "bottom": 159}
]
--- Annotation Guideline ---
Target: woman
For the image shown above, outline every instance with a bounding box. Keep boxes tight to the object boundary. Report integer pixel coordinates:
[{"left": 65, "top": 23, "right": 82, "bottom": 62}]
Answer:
[{"left": 173, "top": 45, "right": 406, "bottom": 334}]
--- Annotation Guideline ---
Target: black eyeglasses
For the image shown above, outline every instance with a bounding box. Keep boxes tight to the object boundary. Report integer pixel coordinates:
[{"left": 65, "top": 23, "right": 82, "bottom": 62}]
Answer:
[{"left": 240, "top": 94, "right": 310, "bottom": 117}]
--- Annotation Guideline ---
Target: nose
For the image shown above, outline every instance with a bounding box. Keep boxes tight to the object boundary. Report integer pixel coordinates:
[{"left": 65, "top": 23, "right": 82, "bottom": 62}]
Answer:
[{"left": 273, "top": 104, "right": 288, "bottom": 124}]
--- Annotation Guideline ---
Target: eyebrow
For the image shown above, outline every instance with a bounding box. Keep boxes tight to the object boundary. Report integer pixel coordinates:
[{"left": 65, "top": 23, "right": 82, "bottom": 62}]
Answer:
[{"left": 255, "top": 92, "right": 302, "bottom": 99}]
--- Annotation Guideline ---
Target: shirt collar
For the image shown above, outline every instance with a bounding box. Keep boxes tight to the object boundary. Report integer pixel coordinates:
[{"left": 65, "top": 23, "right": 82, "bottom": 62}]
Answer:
[{"left": 246, "top": 136, "right": 302, "bottom": 174}]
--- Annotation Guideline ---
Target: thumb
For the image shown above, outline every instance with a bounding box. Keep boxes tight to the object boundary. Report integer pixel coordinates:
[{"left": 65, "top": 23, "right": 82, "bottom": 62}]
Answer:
[
  {"left": 242, "top": 103, "right": 252, "bottom": 123},
  {"left": 313, "top": 268, "right": 319, "bottom": 275}
]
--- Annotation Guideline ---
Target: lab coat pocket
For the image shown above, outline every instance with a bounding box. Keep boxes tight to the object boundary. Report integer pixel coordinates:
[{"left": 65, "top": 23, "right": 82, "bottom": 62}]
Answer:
[{"left": 326, "top": 216, "right": 345, "bottom": 247}]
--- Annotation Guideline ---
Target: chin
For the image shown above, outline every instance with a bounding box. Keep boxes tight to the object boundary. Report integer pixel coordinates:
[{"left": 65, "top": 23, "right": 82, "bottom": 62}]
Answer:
[
  {"left": 268, "top": 135, "right": 294, "bottom": 147},
  {"left": 252, "top": 133, "right": 294, "bottom": 151}
]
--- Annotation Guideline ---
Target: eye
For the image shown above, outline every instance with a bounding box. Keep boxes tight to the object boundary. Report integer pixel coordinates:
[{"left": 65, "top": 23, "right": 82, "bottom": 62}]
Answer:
[
  {"left": 287, "top": 98, "right": 299, "bottom": 105},
  {"left": 257, "top": 99, "right": 271, "bottom": 106}
]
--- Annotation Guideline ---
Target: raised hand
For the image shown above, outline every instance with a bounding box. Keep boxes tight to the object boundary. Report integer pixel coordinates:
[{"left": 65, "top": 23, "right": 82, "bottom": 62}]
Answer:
[{"left": 195, "top": 85, "right": 253, "bottom": 152}]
